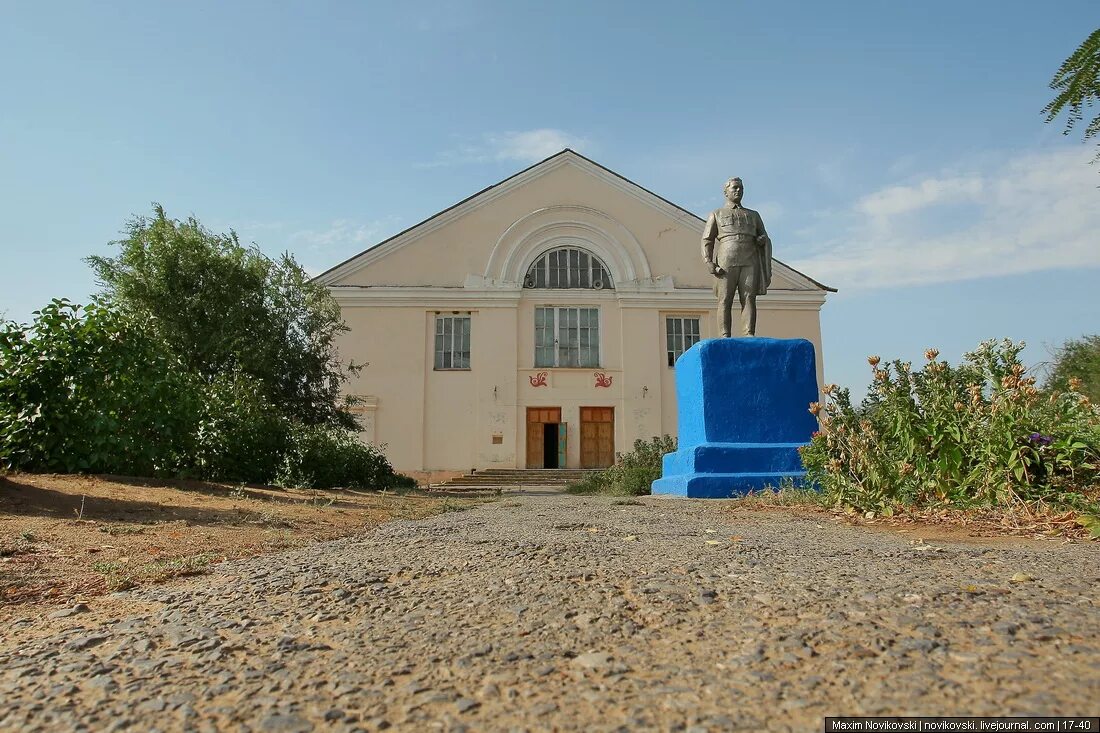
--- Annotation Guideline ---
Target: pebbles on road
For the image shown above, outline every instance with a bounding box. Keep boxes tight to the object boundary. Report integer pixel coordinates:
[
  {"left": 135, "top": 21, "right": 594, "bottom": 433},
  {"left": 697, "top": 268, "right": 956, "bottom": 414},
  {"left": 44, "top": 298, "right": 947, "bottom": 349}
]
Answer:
[{"left": 2, "top": 493, "right": 1098, "bottom": 732}]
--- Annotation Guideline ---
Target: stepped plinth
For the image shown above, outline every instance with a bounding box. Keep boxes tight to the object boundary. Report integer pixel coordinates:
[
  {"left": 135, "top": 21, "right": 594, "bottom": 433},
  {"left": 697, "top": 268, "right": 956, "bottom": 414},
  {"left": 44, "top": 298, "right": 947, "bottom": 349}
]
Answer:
[{"left": 652, "top": 337, "right": 819, "bottom": 498}]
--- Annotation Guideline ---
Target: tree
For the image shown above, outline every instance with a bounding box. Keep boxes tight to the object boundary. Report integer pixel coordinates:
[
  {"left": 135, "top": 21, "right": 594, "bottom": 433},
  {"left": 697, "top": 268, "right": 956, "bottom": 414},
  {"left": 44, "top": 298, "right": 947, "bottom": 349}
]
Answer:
[
  {"left": 1045, "top": 334, "right": 1100, "bottom": 403},
  {"left": 87, "top": 205, "right": 356, "bottom": 428},
  {"left": 1043, "top": 28, "right": 1100, "bottom": 160}
]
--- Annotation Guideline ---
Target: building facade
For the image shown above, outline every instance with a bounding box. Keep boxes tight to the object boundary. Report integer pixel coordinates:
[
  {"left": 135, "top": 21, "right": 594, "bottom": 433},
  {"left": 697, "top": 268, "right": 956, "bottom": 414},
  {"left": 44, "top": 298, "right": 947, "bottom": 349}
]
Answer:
[{"left": 318, "top": 151, "right": 832, "bottom": 476}]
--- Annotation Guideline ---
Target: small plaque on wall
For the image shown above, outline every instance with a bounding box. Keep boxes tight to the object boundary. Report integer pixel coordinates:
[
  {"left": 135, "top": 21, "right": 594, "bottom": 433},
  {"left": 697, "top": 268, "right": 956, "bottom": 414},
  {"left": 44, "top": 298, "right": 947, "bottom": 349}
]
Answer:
[{"left": 491, "top": 434, "right": 503, "bottom": 445}]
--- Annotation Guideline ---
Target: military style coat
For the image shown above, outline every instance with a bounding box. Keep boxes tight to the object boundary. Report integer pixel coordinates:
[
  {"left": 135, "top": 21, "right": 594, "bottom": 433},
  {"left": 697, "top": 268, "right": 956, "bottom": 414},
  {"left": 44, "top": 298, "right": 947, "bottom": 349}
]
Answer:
[{"left": 701, "top": 204, "right": 773, "bottom": 295}]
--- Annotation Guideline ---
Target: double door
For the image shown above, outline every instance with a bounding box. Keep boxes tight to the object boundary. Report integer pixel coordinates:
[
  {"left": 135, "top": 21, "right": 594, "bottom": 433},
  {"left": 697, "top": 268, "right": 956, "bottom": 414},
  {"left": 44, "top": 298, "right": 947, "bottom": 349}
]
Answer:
[{"left": 525, "top": 406, "right": 615, "bottom": 469}]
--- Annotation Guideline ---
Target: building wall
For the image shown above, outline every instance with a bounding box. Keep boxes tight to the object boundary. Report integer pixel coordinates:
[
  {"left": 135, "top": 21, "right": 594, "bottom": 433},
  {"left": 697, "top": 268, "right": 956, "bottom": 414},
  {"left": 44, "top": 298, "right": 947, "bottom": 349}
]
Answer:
[
  {"left": 338, "top": 306, "right": 427, "bottom": 471},
  {"left": 472, "top": 307, "right": 519, "bottom": 469},
  {"left": 338, "top": 296, "right": 824, "bottom": 473},
  {"left": 329, "top": 154, "right": 829, "bottom": 474}
]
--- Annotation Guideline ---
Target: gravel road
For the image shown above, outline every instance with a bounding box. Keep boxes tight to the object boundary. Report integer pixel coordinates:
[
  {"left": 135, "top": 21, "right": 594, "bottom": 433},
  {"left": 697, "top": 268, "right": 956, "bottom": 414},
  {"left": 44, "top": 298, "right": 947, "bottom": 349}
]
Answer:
[{"left": 3, "top": 492, "right": 1098, "bottom": 732}]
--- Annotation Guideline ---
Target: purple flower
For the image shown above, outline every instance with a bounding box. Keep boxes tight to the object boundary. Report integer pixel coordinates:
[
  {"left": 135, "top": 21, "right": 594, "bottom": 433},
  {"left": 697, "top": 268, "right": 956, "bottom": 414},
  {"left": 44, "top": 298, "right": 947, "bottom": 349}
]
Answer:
[{"left": 1027, "top": 432, "right": 1052, "bottom": 446}]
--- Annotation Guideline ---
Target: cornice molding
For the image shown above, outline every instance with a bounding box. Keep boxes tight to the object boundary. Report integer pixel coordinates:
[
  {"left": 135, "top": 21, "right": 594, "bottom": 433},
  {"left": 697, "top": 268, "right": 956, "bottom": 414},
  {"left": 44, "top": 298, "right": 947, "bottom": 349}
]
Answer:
[{"left": 330, "top": 286, "right": 826, "bottom": 311}]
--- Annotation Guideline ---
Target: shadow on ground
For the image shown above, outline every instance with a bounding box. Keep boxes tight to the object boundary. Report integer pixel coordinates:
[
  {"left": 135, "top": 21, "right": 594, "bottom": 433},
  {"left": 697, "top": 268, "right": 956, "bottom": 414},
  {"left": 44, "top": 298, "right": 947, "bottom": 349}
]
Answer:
[{"left": 0, "top": 477, "right": 287, "bottom": 527}]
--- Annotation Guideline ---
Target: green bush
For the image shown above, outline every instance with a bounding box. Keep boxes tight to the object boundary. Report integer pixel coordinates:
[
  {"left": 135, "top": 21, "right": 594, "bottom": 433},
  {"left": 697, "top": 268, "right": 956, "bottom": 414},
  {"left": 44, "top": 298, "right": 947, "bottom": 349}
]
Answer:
[
  {"left": 567, "top": 435, "right": 676, "bottom": 496},
  {"left": 801, "top": 339, "right": 1100, "bottom": 514},
  {"left": 616, "top": 465, "right": 662, "bottom": 496},
  {"left": 274, "top": 424, "right": 411, "bottom": 490},
  {"left": 564, "top": 472, "right": 608, "bottom": 495},
  {"left": 0, "top": 299, "right": 409, "bottom": 490},
  {"left": 193, "top": 371, "right": 291, "bottom": 483},
  {"left": 0, "top": 300, "right": 201, "bottom": 476}
]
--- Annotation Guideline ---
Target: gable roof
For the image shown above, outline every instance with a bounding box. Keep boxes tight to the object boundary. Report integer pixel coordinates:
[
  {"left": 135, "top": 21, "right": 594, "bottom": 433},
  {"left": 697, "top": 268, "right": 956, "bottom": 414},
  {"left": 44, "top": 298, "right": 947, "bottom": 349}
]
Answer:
[{"left": 314, "top": 149, "right": 836, "bottom": 292}]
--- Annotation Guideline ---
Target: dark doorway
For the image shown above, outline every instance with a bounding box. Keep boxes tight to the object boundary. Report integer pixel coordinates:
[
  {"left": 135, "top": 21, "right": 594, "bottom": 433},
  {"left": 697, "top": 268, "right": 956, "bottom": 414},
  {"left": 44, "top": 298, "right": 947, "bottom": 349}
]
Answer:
[{"left": 543, "top": 423, "right": 559, "bottom": 468}]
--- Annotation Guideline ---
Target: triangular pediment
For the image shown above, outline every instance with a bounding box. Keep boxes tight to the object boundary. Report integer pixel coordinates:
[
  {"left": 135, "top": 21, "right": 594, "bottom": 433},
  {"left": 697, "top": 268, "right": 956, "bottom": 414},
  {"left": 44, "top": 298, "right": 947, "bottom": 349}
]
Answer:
[{"left": 316, "top": 150, "right": 833, "bottom": 293}]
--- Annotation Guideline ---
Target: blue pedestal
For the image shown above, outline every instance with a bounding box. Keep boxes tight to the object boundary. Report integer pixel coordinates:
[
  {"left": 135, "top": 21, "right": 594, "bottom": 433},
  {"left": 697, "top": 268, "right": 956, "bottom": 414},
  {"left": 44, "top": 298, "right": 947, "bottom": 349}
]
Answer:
[{"left": 652, "top": 337, "right": 819, "bottom": 498}]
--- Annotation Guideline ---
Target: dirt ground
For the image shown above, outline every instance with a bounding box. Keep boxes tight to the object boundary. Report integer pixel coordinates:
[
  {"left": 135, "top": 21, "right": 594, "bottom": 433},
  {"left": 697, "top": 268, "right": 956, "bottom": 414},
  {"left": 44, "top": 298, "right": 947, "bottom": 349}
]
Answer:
[
  {"left": 725, "top": 491, "right": 1095, "bottom": 544},
  {"left": 3, "top": 491, "right": 1096, "bottom": 731},
  {"left": 0, "top": 473, "right": 480, "bottom": 620}
]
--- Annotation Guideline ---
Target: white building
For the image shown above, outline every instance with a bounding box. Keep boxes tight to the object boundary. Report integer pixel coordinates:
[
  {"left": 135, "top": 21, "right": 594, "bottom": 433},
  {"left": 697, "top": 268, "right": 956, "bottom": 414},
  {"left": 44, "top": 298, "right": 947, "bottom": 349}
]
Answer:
[{"left": 316, "top": 150, "right": 832, "bottom": 479}]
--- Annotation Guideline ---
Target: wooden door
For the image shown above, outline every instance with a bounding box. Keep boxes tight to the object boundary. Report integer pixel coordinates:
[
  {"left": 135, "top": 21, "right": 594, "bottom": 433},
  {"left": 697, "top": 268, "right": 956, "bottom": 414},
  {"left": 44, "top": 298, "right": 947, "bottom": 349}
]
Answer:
[
  {"left": 526, "top": 407, "right": 561, "bottom": 468},
  {"left": 580, "top": 407, "right": 614, "bottom": 468}
]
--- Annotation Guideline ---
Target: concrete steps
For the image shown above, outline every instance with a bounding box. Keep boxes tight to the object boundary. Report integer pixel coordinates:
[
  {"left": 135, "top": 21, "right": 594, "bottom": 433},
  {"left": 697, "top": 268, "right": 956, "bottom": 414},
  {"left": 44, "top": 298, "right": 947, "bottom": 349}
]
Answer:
[{"left": 432, "top": 468, "right": 603, "bottom": 490}]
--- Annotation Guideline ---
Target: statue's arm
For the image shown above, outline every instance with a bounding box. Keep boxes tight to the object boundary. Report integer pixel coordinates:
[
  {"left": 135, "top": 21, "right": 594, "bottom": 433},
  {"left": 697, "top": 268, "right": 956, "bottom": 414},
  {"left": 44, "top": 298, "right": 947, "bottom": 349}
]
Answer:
[
  {"left": 755, "top": 210, "right": 772, "bottom": 291},
  {"left": 701, "top": 212, "right": 718, "bottom": 265},
  {"left": 755, "top": 211, "right": 770, "bottom": 246}
]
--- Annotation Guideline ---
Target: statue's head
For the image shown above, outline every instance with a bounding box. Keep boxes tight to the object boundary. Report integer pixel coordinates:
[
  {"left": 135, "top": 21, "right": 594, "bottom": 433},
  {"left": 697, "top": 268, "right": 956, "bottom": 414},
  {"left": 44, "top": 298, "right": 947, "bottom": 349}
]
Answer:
[{"left": 724, "top": 177, "right": 743, "bottom": 204}]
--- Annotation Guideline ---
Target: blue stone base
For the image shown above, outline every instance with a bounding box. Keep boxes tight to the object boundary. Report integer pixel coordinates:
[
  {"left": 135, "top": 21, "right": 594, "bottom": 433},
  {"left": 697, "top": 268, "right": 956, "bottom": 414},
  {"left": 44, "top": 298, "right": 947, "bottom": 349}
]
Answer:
[
  {"left": 662, "top": 442, "right": 806, "bottom": 474},
  {"left": 651, "top": 472, "right": 810, "bottom": 498},
  {"left": 653, "top": 442, "right": 810, "bottom": 497},
  {"left": 652, "top": 337, "right": 820, "bottom": 499}
]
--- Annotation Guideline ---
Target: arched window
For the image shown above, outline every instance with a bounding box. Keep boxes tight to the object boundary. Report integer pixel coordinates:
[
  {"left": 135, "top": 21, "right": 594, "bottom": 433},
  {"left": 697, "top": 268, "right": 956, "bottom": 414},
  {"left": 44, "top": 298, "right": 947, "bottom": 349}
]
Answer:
[{"left": 523, "top": 247, "right": 614, "bottom": 289}]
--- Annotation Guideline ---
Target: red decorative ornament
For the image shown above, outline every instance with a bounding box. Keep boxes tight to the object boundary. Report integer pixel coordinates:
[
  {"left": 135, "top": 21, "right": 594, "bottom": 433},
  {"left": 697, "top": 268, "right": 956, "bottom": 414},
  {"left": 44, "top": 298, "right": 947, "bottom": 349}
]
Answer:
[
  {"left": 529, "top": 371, "right": 548, "bottom": 387},
  {"left": 594, "top": 372, "right": 613, "bottom": 388}
]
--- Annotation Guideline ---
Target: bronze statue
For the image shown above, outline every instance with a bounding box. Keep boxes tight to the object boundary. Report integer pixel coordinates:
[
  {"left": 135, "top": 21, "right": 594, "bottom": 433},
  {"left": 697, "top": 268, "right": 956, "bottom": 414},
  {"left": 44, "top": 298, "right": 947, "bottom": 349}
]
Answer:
[{"left": 701, "top": 177, "right": 772, "bottom": 337}]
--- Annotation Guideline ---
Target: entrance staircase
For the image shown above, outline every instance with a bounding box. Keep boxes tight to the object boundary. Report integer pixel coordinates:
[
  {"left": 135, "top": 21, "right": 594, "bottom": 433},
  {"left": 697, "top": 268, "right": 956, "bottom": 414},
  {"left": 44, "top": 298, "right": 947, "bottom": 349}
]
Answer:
[{"left": 430, "top": 468, "right": 602, "bottom": 492}]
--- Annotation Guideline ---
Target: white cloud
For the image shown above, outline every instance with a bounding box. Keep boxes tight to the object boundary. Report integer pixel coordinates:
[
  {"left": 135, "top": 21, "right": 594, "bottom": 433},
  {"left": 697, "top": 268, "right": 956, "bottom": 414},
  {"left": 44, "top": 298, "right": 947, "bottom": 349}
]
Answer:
[
  {"left": 290, "top": 217, "right": 401, "bottom": 251},
  {"left": 788, "top": 147, "right": 1100, "bottom": 289},
  {"left": 419, "top": 128, "right": 590, "bottom": 168},
  {"left": 855, "top": 176, "right": 984, "bottom": 218}
]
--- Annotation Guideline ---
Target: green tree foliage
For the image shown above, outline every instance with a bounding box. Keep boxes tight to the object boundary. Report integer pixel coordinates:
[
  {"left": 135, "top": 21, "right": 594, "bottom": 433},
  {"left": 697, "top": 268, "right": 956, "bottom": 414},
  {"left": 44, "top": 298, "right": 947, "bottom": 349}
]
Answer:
[
  {"left": 801, "top": 340, "right": 1100, "bottom": 514},
  {"left": 274, "top": 423, "right": 415, "bottom": 491},
  {"left": 0, "top": 300, "right": 200, "bottom": 475},
  {"left": 192, "top": 370, "right": 291, "bottom": 482},
  {"left": 86, "top": 205, "right": 355, "bottom": 428},
  {"left": 0, "top": 299, "right": 409, "bottom": 488},
  {"left": 1045, "top": 334, "right": 1100, "bottom": 403},
  {"left": 1042, "top": 28, "right": 1100, "bottom": 160},
  {"left": 0, "top": 203, "right": 415, "bottom": 490}
]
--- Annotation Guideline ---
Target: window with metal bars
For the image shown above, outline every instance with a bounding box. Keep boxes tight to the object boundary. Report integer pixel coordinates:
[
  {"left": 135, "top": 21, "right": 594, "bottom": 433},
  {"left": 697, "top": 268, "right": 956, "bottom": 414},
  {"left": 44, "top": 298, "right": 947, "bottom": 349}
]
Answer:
[
  {"left": 665, "top": 316, "right": 701, "bottom": 367},
  {"left": 534, "top": 307, "right": 600, "bottom": 368},
  {"left": 434, "top": 315, "right": 471, "bottom": 370},
  {"left": 523, "top": 247, "right": 613, "bottom": 289}
]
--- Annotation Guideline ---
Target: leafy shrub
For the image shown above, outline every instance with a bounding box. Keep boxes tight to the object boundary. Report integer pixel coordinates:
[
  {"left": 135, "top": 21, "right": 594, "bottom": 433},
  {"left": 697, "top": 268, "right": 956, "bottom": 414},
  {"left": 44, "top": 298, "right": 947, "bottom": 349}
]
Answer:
[
  {"left": 274, "top": 424, "right": 411, "bottom": 490},
  {"left": 0, "top": 300, "right": 410, "bottom": 491},
  {"left": 192, "top": 371, "right": 291, "bottom": 483},
  {"left": 564, "top": 472, "right": 608, "bottom": 495},
  {"left": 801, "top": 339, "right": 1100, "bottom": 513},
  {"left": 0, "top": 300, "right": 201, "bottom": 476},
  {"left": 567, "top": 435, "right": 677, "bottom": 496}
]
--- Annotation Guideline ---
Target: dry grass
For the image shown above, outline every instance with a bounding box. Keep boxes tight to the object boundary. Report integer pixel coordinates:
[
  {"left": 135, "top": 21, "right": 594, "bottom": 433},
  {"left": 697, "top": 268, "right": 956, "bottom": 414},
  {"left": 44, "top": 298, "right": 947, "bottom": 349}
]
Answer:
[
  {"left": 0, "top": 472, "right": 484, "bottom": 618},
  {"left": 725, "top": 488, "right": 1094, "bottom": 543}
]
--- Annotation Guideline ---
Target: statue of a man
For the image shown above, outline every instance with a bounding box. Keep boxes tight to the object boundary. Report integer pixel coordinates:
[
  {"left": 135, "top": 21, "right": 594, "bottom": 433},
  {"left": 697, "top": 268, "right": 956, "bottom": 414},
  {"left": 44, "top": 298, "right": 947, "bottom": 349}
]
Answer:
[{"left": 701, "top": 177, "right": 772, "bottom": 337}]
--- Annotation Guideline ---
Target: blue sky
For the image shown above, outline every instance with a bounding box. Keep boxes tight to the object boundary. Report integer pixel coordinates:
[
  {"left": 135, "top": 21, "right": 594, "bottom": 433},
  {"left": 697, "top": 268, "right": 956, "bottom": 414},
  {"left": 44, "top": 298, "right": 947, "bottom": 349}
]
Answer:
[{"left": 2, "top": 1, "right": 1097, "bottom": 396}]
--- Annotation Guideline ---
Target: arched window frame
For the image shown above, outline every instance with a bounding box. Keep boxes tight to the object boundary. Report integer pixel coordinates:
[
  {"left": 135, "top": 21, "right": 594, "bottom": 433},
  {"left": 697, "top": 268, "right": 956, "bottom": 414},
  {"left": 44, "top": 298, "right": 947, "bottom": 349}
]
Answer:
[{"left": 523, "top": 247, "right": 614, "bottom": 290}]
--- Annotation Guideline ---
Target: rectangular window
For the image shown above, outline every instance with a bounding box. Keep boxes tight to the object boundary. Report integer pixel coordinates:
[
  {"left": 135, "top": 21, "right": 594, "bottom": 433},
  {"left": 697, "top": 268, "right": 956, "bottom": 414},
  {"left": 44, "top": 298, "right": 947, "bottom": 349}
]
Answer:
[
  {"left": 435, "top": 315, "right": 471, "bottom": 370},
  {"left": 666, "top": 316, "right": 701, "bottom": 367},
  {"left": 535, "top": 307, "right": 600, "bottom": 368}
]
